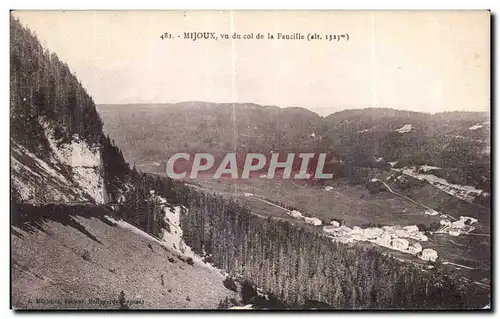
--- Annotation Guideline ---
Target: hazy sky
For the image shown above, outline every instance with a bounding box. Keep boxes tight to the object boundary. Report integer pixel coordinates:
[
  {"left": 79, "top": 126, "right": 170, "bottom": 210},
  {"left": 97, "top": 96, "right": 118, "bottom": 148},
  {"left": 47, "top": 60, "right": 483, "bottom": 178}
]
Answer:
[{"left": 13, "top": 11, "right": 490, "bottom": 116}]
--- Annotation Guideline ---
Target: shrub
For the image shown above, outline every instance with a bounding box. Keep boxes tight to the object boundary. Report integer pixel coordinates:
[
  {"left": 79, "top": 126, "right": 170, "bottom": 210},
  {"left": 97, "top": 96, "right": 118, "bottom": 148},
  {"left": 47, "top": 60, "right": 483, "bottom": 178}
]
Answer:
[
  {"left": 417, "top": 222, "right": 441, "bottom": 232},
  {"left": 119, "top": 290, "right": 129, "bottom": 309},
  {"left": 223, "top": 277, "right": 238, "bottom": 292},
  {"left": 217, "top": 297, "right": 240, "bottom": 309},
  {"left": 217, "top": 297, "right": 229, "bottom": 309},
  {"left": 366, "top": 180, "right": 386, "bottom": 194},
  {"left": 82, "top": 250, "right": 91, "bottom": 262},
  {"left": 203, "top": 255, "right": 214, "bottom": 264}
]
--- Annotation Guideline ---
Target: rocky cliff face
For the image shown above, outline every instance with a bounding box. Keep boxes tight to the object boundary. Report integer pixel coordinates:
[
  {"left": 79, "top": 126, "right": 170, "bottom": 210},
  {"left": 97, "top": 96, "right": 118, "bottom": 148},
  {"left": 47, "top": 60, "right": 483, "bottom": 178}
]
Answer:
[{"left": 11, "top": 118, "right": 106, "bottom": 205}]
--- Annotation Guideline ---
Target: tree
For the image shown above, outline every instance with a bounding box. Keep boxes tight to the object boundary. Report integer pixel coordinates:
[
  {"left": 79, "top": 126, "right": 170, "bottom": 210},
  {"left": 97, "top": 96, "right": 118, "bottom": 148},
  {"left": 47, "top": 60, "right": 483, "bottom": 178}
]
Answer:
[{"left": 118, "top": 290, "right": 129, "bottom": 310}]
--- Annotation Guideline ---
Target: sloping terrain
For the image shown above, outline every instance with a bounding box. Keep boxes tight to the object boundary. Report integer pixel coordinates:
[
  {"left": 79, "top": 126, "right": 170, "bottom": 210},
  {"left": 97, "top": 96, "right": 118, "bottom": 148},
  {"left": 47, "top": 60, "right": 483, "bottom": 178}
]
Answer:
[
  {"left": 10, "top": 17, "right": 243, "bottom": 310},
  {"left": 12, "top": 204, "right": 235, "bottom": 309},
  {"left": 386, "top": 171, "right": 490, "bottom": 232}
]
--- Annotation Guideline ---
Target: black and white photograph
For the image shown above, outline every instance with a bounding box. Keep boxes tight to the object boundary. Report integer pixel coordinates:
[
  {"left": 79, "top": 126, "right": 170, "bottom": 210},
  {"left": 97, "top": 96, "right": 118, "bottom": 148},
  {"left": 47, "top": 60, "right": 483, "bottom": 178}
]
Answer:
[{"left": 9, "top": 10, "right": 491, "bottom": 310}]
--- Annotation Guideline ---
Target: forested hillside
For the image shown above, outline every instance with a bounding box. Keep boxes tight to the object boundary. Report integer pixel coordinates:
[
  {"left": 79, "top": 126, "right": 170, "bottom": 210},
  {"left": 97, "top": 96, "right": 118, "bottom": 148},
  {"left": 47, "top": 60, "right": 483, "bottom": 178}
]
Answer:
[
  {"left": 10, "top": 16, "right": 175, "bottom": 237},
  {"left": 324, "top": 108, "right": 490, "bottom": 193},
  {"left": 10, "top": 18, "right": 103, "bottom": 154}
]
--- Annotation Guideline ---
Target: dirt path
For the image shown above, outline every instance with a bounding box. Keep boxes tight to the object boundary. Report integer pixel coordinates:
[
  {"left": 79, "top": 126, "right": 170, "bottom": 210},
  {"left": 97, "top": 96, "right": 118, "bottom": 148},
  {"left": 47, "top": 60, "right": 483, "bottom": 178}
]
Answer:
[
  {"left": 185, "top": 183, "right": 292, "bottom": 222},
  {"left": 464, "top": 233, "right": 491, "bottom": 237},
  {"left": 442, "top": 261, "right": 474, "bottom": 270},
  {"left": 372, "top": 179, "right": 457, "bottom": 221}
]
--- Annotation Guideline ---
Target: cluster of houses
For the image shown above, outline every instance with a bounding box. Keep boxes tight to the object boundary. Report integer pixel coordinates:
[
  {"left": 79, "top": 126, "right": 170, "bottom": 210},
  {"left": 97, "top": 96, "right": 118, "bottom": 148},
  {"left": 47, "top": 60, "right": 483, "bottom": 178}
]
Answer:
[
  {"left": 284, "top": 208, "right": 455, "bottom": 263},
  {"left": 423, "top": 209, "right": 449, "bottom": 219},
  {"left": 396, "top": 167, "right": 488, "bottom": 203},
  {"left": 287, "top": 210, "right": 323, "bottom": 226},
  {"left": 323, "top": 222, "right": 438, "bottom": 262},
  {"left": 436, "top": 216, "right": 478, "bottom": 236}
]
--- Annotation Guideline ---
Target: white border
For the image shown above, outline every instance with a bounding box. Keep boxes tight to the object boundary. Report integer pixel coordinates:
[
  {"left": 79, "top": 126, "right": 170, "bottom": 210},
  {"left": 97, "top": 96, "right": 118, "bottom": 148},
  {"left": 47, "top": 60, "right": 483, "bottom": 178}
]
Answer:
[
  {"left": 1, "top": 1, "right": 497, "bottom": 319},
  {"left": 1, "top": 1, "right": 499, "bottom": 10}
]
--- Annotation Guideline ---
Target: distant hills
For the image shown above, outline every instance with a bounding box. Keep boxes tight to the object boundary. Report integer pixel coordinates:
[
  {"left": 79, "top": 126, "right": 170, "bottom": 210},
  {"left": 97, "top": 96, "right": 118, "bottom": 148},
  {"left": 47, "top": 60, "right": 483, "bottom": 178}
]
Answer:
[{"left": 98, "top": 102, "right": 490, "bottom": 193}]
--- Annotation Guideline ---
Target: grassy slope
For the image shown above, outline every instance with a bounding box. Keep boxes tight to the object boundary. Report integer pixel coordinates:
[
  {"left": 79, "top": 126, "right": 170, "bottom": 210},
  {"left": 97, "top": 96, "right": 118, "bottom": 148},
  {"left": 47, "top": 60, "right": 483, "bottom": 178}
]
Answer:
[
  {"left": 392, "top": 181, "right": 490, "bottom": 231},
  {"left": 194, "top": 177, "right": 433, "bottom": 227},
  {"left": 11, "top": 205, "right": 236, "bottom": 309}
]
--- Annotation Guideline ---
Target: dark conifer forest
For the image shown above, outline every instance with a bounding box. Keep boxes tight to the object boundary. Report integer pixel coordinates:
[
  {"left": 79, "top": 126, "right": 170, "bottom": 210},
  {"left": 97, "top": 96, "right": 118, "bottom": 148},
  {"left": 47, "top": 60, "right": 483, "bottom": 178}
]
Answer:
[{"left": 10, "top": 18, "right": 103, "bottom": 154}]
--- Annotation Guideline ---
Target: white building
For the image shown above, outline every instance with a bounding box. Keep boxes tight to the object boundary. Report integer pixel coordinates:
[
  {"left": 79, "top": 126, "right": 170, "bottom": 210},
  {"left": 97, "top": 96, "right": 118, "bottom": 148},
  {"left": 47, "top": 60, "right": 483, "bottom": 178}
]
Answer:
[
  {"left": 424, "top": 209, "right": 439, "bottom": 216},
  {"left": 403, "top": 225, "right": 419, "bottom": 234},
  {"left": 290, "top": 210, "right": 303, "bottom": 219},
  {"left": 460, "top": 216, "right": 478, "bottom": 225},
  {"left": 440, "top": 220, "right": 452, "bottom": 226},
  {"left": 409, "top": 243, "right": 423, "bottom": 254},
  {"left": 395, "top": 229, "right": 410, "bottom": 238},
  {"left": 382, "top": 226, "right": 397, "bottom": 237},
  {"left": 420, "top": 248, "right": 438, "bottom": 262},
  {"left": 448, "top": 229, "right": 461, "bottom": 236},
  {"left": 363, "top": 227, "right": 384, "bottom": 239},
  {"left": 304, "top": 217, "right": 322, "bottom": 226},
  {"left": 330, "top": 220, "right": 340, "bottom": 228},
  {"left": 391, "top": 238, "right": 409, "bottom": 251},
  {"left": 451, "top": 220, "right": 465, "bottom": 229},
  {"left": 377, "top": 233, "right": 392, "bottom": 247},
  {"left": 323, "top": 225, "right": 338, "bottom": 234},
  {"left": 409, "top": 232, "right": 428, "bottom": 242},
  {"left": 336, "top": 226, "right": 353, "bottom": 236},
  {"left": 352, "top": 226, "right": 363, "bottom": 234}
]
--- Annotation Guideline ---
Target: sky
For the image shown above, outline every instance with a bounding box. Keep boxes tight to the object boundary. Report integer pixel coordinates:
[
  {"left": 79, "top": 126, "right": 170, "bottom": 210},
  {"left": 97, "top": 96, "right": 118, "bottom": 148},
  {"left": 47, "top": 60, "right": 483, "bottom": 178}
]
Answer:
[{"left": 13, "top": 10, "right": 490, "bottom": 116}]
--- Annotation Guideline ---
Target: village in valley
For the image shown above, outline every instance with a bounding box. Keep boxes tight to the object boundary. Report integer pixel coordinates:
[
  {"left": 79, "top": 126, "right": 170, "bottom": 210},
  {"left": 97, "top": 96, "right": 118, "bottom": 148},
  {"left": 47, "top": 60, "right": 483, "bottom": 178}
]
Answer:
[{"left": 284, "top": 205, "right": 479, "bottom": 264}]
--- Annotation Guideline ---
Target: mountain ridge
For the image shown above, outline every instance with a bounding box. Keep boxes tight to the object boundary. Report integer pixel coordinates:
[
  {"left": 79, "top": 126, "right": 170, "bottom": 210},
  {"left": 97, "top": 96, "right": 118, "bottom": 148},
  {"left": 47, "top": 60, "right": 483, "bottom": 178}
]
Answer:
[{"left": 98, "top": 102, "right": 489, "bottom": 119}]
